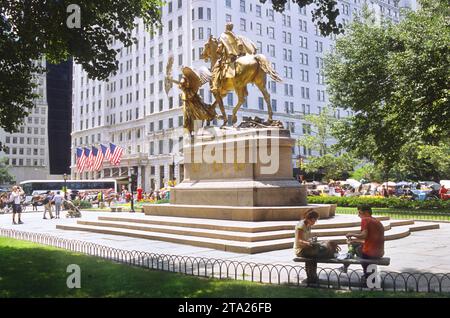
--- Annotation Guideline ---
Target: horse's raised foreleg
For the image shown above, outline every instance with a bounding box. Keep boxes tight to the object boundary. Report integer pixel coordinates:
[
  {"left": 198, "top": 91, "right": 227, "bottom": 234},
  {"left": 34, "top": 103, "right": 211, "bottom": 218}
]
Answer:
[
  {"left": 255, "top": 73, "right": 273, "bottom": 121},
  {"left": 214, "top": 93, "right": 228, "bottom": 127},
  {"left": 232, "top": 86, "right": 248, "bottom": 125}
]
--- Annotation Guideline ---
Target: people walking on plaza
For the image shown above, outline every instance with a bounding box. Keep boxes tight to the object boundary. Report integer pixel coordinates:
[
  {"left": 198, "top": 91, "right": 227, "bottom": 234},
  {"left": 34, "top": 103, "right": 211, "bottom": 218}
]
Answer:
[
  {"left": 10, "top": 186, "right": 25, "bottom": 225},
  {"left": 31, "top": 195, "right": 40, "bottom": 211},
  {"left": 42, "top": 191, "right": 55, "bottom": 219},
  {"left": 97, "top": 191, "right": 103, "bottom": 203},
  {"left": 53, "top": 191, "right": 64, "bottom": 219},
  {"left": 0, "top": 194, "right": 8, "bottom": 213}
]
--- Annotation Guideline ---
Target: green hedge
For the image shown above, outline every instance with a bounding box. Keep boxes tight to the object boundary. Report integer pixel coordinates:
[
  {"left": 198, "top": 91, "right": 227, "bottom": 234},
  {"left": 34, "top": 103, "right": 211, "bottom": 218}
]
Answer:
[
  {"left": 71, "top": 200, "right": 93, "bottom": 209},
  {"left": 307, "top": 196, "right": 450, "bottom": 211}
]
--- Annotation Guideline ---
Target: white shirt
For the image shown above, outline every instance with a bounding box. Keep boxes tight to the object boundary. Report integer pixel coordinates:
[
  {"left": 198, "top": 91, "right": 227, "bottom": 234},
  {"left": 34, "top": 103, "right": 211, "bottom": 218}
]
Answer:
[
  {"left": 53, "top": 194, "right": 63, "bottom": 204},
  {"left": 10, "top": 192, "right": 21, "bottom": 204}
]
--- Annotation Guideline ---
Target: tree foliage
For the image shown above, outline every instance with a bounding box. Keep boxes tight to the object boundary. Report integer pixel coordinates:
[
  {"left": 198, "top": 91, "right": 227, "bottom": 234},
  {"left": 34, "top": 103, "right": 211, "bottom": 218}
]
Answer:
[
  {"left": 325, "top": 0, "right": 450, "bottom": 176},
  {"left": 303, "top": 153, "right": 359, "bottom": 182},
  {"left": 260, "top": 0, "right": 342, "bottom": 35},
  {"left": 0, "top": 157, "right": 14, "bottom": 185},
  {"left": 350, "top": 163, "right": 384, "bottom": 183},
  {"left": 297, "top": 107, "right": 337, "bottom": 156},
  {"left": 297, "top": 107, "right": 360, "bottom": 181},
  {"left": 0, "top": 0, "right": 162, "bottom": 133}
]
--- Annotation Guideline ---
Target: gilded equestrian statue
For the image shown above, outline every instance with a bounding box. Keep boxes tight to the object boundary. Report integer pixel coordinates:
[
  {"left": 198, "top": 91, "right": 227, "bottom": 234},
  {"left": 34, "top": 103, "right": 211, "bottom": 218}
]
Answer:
[{"left": 201, "top": 23, "right": 282, "bottom": 127}]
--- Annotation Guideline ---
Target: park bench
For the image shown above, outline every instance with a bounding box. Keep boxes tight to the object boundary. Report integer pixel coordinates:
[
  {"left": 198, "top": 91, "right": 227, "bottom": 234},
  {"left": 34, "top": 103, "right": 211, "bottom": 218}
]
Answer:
[
  {"left": 110, "top": 207, "right": 123, "bottom": 213},
  {"left": 293, "top": 256, "right": 390, "bottom": 285}
]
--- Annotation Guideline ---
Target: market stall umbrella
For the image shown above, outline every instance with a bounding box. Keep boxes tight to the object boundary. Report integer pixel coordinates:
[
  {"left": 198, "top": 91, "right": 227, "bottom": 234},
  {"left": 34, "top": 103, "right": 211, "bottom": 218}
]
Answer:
[
  {"left": 396, "top": 181, "right": 412, "bottom": 187},
  {"left": 346, "top": 179, "right": 362, "bottom": 188},
  {"left": 421, "top": 181, "right": 441, "bottom": 191},
  {"left": 382, "top": 182, "right": 397, "bottom": 187}
]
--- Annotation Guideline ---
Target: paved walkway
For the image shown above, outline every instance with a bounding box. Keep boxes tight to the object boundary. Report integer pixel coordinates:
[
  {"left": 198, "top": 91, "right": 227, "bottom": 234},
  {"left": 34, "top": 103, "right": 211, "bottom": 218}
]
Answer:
[{"left": 1, "top": 210, "right": 449, "bottom": 274}]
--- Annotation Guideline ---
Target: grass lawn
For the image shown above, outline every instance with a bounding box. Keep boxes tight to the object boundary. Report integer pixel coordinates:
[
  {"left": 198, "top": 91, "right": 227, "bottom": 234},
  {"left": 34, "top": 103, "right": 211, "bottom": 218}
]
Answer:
[
  {"left": 0, "top": 238, "right": 447, "bottom": 298},
  {"left": 336, "top": 207, "right": 450, "bottom": 222}
]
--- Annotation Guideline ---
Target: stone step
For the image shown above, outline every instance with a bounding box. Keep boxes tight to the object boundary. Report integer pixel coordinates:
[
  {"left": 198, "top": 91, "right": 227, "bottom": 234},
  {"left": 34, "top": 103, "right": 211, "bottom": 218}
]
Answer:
[
  {"left": 83, "top": 218, "right": 412, "bottom": 242},
  {"left": 96, "top": 215, "right": 393, "bottom": 233},
  {"left": 311, "top": 220, "right": 415, "bottom": 237},
  {"left": 56, "top": 222, "right": 439, "bottom": 254},
  {"left": 312, "top": 221, "right": 392, "bottom": 237},
  {"left": 97, "top": 215, "right": 297, "bottom": 233},
  {"left": 314, "top": 222, "right": 439, "bottom": 244},
  {"left": 408, "top": 222, "right": 440, "bottom": 232},
  {"left": 56, "top": 223, "right": 293, "bottom": 254},
  {"left": 77, "top": 220, "right": 294, "bottom": 242},
  {"left": 316, "top": 226, "right": 412, "bottom": 244}
]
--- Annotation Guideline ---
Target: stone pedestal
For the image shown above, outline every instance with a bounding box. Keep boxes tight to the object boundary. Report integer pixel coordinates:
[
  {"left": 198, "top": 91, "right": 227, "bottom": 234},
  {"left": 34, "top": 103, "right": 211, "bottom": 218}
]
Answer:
[{"left": 144, "top": 127, "right": 332, "bottom": 221}]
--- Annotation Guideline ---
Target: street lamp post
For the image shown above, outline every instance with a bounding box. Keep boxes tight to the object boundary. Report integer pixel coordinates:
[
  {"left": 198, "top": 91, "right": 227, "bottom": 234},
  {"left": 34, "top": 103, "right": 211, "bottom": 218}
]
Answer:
[
  {"left": 297, "top": 155, "right": 305, "bottom": 184},
  {"left": 63, "top": 173, "right": 68, "bottom": 200}
]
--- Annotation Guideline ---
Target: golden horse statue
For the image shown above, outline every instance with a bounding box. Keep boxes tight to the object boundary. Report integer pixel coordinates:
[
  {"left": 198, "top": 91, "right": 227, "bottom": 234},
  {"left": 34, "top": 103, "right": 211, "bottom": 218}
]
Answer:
[{"left": 201, "top": 35, "right": 282, "bottom": 127}]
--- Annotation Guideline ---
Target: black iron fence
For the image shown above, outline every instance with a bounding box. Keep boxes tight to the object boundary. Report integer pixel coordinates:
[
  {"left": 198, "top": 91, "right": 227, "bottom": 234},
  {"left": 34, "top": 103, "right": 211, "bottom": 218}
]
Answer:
[{"left": 1, "top": 228, "right": 449, "bottom": 294}]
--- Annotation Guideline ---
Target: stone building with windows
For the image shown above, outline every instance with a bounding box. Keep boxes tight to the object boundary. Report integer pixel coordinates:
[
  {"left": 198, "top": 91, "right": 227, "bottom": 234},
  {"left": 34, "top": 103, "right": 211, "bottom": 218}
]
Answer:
[
  {"left": 70, "top": 0, "right": 404, "bottom": 192},
  {"left": 0, "top": 59, "right": 53, "bottom": 183}
]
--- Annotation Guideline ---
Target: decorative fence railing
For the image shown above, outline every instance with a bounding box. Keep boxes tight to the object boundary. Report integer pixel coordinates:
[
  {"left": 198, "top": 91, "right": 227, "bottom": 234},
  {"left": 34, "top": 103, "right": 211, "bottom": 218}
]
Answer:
[{"left": 1, "top": 228, "right": 449, "bottom": 294}]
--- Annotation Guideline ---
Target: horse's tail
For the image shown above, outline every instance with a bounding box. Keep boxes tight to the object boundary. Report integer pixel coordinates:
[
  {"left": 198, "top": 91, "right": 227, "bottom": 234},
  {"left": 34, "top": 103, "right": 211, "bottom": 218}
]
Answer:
[{"left": 255, "top": 54, "right": 283, "bottom": 82}]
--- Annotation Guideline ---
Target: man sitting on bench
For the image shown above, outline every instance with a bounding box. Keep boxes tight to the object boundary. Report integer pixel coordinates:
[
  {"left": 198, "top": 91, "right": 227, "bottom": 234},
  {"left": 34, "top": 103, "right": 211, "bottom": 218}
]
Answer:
[{"left": 341, "top": 205, "right": 385, "bottom": 278}]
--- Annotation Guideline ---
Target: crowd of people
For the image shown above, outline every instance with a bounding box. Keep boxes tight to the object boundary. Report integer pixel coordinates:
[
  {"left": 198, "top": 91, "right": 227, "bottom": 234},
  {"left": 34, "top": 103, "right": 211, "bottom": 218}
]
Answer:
[
  {"left": 0, "top": 186, "right": 78, "bottom": 225},
  {"left": 307, "top": 180, "right": 449, "bottom": 201}
]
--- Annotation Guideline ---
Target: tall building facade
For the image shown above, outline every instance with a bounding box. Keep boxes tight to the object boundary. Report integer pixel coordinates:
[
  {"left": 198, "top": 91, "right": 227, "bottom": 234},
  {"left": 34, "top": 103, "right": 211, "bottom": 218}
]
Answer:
[
  {"left": 0, "top": 59, "right": 52, "bottom": 183},
  {"left": 71, "top": 0, "right": 402, "bottom": 191},
  {"left": 0, "top": 59, "right": 73, "bottom": 184},
  {"left": 47, "top": 59, "right": 73, "bottom": 175}
]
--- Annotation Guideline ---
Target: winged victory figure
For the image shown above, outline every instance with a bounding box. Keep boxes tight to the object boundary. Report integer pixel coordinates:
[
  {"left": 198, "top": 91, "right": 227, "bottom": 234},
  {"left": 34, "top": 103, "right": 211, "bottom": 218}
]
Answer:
[{"left": 165, "top": 55, "right": 217, "bottom": 134}]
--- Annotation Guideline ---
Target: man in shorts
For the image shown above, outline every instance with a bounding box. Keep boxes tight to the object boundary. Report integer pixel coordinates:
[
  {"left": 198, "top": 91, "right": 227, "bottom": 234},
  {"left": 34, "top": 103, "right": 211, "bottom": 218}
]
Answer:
[{"left": 10, "top": 186, "right": 25, "bottom": 225}]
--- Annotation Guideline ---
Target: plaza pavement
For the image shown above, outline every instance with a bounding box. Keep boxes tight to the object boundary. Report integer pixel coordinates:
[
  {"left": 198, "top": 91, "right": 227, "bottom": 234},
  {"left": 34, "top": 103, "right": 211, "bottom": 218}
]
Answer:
[{"left": 1, "top": 209, "right": 449, "bottom": 275}]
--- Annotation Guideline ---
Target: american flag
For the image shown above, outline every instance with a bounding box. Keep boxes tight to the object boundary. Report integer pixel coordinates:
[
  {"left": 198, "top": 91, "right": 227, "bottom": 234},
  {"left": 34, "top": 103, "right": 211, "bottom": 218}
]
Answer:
[
  {"left": 109, "top": 143, "right": 124, "bottom": 166},
  {"left": 76, "top": 148, "right": 87, "bottom": 172},
  {"left": 84, "top": 147, "right": 93, "bottom": 171},
  {"left": 92, "top": 146, "right": 104, "bottom": 171},
  {"left": 101, "top": 144, "right": 112, "bottom": 163}
]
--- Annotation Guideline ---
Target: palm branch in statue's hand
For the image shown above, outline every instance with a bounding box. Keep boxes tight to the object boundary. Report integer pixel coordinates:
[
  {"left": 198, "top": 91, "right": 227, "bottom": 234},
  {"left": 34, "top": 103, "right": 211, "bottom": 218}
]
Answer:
[{"left": 165, "top": 55, "right": 176, "bottom": 95}]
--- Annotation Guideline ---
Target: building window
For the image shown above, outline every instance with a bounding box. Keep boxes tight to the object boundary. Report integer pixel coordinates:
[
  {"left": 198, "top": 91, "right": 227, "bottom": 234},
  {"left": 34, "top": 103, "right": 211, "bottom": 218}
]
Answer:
[
  {"left": 240, "top": 0, "right": 246, "bottom": 12},
  {"left": 258, "top": 97, "right": 264, "bottom": 110}
]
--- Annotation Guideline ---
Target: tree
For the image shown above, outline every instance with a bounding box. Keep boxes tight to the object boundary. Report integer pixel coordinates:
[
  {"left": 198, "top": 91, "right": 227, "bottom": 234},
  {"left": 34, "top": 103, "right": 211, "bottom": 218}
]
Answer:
[
  {"left": 303, "top": 153, "right": 359, "bottom": 182},
  {"left": 325, "top": 0, "right": 450, "bottom": 178},
  {"left": 1, "top": 0, "right": 162, "bottom": 133},
  {"left": 297, "top": 107, "right": 338, "bottom": 156},
  {"left": 297, "top": 107, "right": 360, "bottom": 181},
  {"left": 0, "top": 157, "right": 14, "bottom": 185},
  {"left": 350, "top": 140, "right": 450, "bottom": 182},
  {"left": 350, "top": 163, "right": 384, "bottom": 183},
  {"left": 392, "top": 138, "right": 450, "bottom": 181},
  {"left": 260, "top": 0, "right": 342, "bottom": 35}
]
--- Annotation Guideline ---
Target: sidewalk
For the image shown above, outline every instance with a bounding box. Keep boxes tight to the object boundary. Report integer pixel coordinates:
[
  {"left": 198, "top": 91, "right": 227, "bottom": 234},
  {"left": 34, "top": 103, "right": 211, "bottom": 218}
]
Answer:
[{"left": 1, "top": 210, "right": 450, "bottom": 274}]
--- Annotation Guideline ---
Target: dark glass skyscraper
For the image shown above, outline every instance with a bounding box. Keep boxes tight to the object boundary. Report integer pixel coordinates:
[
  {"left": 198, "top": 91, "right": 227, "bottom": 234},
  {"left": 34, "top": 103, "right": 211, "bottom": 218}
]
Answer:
[{"left": 46, "top": 60, "right": 73, "bottom": 175}]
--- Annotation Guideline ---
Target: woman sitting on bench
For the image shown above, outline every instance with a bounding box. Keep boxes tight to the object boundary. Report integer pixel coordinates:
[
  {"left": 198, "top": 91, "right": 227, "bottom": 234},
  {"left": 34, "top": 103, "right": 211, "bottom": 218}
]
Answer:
[{"left": 294, "top": 210, "right": 338, "bottom": 284}]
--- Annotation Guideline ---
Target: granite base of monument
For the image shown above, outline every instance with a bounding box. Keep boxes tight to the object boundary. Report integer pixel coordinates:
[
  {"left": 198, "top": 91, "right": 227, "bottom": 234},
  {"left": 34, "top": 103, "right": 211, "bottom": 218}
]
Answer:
[{"left": 143, "top": 127, "right": 334, "bottom": 221}]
